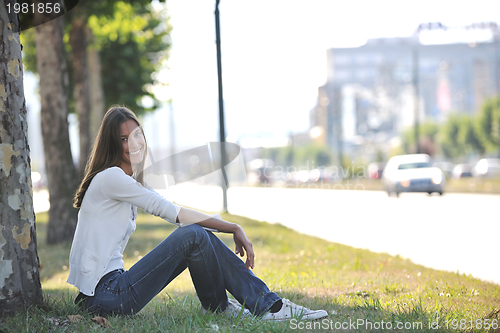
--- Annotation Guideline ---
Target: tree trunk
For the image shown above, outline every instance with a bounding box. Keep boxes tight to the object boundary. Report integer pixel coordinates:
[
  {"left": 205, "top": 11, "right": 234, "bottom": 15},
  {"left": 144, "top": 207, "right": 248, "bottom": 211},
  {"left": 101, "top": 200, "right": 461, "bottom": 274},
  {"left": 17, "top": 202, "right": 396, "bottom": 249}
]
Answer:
[
  {"left": 69, "top": 6, "right": 91, "bottom": 178},
  {"left": 0, "top": 0, "right": 43, "bottom": 315},
  {"left": 87, "top": 28, "right": 106, "bottom": 140},
  {"left": 35, "top": 13, "right": 78, "bottom": 244}
]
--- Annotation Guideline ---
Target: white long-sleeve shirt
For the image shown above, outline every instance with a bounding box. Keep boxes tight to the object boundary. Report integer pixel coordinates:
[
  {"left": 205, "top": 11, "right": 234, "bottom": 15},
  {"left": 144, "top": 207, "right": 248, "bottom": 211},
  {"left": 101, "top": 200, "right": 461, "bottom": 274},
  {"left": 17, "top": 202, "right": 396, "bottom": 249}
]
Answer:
[{"left": 67, "top": 167, "right": 182, "bottom": 296}]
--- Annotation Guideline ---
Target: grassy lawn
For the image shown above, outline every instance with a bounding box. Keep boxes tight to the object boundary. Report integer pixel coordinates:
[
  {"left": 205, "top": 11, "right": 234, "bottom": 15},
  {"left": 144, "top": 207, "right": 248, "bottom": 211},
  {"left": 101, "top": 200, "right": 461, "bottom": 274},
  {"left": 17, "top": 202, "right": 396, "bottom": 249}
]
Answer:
[
  {"left": 2, "top": 211, "right": 499, "bottom": 332},
  {"left": 362, "top": 177, "right": 500, "bottom": 194}
]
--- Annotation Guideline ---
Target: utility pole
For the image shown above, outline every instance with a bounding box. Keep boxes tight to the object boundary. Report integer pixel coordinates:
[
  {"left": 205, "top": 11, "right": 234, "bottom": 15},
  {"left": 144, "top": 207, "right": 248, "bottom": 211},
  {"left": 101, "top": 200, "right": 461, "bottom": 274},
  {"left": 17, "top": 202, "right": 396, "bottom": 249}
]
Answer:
[
  {"left": 215, "top": 0, "right": 228, "bottom": 211},
  {"left": 412, "top": 31, "right": 420, "bottom": 154}
]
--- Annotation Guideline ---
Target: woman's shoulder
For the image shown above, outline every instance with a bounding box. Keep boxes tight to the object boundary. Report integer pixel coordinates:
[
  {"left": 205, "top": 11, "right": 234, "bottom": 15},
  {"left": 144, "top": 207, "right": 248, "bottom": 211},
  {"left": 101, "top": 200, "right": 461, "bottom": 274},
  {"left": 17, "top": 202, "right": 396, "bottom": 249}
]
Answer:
[
  {"left": 102, "top": 166, "right": 125, "bottom": 175},
  {"left": 93, "top": 166, "right": 127, "bottom": 182}
]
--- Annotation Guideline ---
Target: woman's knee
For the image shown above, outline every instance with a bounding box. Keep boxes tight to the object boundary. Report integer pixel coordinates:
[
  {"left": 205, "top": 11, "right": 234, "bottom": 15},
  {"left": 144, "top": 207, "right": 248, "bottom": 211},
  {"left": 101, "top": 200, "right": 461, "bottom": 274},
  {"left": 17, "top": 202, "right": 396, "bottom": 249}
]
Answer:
[
  {"left": 180, "top": 223, "right": 205, "bottom": 233},
  {"left": 174, "top": 223, "right": 207, "bottom": 242}
]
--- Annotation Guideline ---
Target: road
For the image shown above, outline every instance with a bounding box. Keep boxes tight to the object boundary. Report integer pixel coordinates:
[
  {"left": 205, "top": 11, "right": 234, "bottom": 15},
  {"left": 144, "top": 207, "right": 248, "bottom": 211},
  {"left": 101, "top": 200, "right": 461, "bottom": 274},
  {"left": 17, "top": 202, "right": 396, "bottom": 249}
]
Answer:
[
  {"left": 34, "top": 185, "right": 499, "bottom": 284},
  {"left": 170, "top": 184, "right": 500, "bottom": 285}
]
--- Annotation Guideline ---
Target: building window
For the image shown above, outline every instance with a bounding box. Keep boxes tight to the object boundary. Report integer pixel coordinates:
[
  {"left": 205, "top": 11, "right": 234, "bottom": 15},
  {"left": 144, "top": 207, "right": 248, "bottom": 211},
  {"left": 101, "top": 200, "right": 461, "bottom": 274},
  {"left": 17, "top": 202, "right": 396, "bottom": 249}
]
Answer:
[
  {"left": 334, "top": 54, "right": 350, "bottom": 65},
  {"left": 335, "top": 70, "right": 350, "bottom": 80}
]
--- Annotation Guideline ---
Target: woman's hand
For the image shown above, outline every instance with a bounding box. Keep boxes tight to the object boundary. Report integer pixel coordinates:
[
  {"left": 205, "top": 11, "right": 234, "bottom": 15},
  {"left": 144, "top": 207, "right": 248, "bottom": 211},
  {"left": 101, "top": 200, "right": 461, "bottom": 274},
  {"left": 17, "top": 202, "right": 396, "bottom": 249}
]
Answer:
[
  {"left": 233, "top": 225, "right": 255, "bottom": 270},
  {"left": 177, "top": 208, "right": 255, "bottom": 269}
]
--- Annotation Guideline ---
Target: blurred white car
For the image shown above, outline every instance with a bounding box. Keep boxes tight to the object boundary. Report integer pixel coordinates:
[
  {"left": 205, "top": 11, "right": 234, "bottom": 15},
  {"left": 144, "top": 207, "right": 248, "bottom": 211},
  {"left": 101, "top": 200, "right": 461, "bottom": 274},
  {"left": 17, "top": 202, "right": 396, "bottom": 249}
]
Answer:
[
  {"left": 382, "top": 154, "right": 445, "bottom": 197},
  {"left": 472, "top": 158, "right": 500, "bottom": 178}
]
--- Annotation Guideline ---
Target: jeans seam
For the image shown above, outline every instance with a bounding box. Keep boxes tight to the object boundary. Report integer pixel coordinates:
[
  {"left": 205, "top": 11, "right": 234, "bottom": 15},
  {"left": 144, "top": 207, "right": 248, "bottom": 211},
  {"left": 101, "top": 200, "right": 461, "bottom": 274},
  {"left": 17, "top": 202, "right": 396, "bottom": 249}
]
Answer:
[
  {"left": 207, "top": 232, "right": 277, "bottom": 315},
  {"left": 198, "top": 238, "right": 225, "bottom": 311},
  {"left": 210, "top": 233, "right": 257, "bottom": 288}
]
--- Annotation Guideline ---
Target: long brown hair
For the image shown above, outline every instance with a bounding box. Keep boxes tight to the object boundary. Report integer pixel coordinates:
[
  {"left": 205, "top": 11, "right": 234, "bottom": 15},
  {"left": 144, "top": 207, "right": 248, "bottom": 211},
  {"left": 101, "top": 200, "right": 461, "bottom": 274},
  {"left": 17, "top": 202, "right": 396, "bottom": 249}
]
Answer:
[{"left": 73, "top": 106, "right": 148, "bottom": 208}]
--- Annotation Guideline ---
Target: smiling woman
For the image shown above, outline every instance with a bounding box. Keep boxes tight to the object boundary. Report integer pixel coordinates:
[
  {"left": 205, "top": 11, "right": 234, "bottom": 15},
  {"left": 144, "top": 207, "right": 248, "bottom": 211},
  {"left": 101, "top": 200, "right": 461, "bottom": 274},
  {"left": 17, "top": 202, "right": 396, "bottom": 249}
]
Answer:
[
  {"left": 68, "top": 105, "right": 328, "bottom": 321},
  {"left": 119, "top": 119, "right": 146, "bottom": 176},
  {"left": 73, "top": 106, "right": 149, "bottom": 207}
]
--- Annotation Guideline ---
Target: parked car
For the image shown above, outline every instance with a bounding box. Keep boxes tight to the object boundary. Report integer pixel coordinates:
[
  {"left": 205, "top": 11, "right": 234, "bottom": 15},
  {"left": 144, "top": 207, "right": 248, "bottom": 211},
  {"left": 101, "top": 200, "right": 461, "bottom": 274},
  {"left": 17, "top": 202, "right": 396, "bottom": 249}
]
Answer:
[
  {"left": 382, "top": 154, "right": 445, "bottom": 197},
  {"left": 452, "top": 163, "right": 472, "bottom": 178},
  {"left": 472, "top": 158, "right": 500, "bottom": 178}
]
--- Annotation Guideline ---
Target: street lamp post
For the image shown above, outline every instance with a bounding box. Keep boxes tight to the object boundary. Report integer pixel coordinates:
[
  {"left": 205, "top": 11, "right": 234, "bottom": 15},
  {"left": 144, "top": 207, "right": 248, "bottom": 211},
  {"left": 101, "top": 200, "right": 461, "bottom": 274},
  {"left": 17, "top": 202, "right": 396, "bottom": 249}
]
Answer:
[
  {"left": 412, "top": 34, "right": 420, "bottom": 154},
  {"left": 215, "top": 0, "right": 228, "bottom": 211}
]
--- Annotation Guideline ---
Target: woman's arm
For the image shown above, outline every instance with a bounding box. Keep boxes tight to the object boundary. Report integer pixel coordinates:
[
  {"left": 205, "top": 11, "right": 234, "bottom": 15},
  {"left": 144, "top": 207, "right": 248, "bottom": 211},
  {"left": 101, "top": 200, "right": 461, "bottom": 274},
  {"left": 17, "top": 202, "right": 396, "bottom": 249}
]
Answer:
[{"left": 177, "top": 207, "right": 255, "bottom": 270}]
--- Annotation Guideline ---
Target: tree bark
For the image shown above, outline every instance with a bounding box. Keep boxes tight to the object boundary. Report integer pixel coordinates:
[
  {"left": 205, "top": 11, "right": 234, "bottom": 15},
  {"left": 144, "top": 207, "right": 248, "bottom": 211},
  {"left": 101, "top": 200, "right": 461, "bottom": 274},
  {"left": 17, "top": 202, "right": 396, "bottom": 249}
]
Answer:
[
  {"left": 87, "top": 28, "right": 105, "bottom": 140},
  {"left": 35, "top": 12, "right": 78, "bottom": 244},
  {"left": 69, "top": 7, "right": 91, "bottom": 178},
  {"left": 0, "top": 0, "right": 43, "bottom": 315}
]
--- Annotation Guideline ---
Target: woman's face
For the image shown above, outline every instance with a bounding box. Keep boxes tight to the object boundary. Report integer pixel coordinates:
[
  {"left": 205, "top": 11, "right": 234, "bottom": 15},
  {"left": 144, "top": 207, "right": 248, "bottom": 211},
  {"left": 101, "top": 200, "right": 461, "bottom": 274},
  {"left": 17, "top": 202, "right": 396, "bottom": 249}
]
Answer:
[{"left": 119, "top": 119, "right": 145, "bottom": 174}]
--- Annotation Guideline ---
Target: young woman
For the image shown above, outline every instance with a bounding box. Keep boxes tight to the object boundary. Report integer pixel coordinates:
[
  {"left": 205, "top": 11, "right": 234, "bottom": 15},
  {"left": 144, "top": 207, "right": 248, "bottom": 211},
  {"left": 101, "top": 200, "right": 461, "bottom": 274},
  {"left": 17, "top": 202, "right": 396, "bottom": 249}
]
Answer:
[{"left": 68, "top": 106, "right": 328, "bottom": 320}]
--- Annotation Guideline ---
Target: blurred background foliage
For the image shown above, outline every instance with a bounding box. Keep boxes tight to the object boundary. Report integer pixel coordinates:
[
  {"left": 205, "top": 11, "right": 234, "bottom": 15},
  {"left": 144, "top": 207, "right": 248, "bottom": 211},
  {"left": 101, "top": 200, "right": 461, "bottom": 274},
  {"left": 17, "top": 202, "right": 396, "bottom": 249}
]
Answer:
[
  {"left": 20, "top": 0, "right": 170, "bottom": 116},
  {"left": 401, "top": 95, "right": 500, "bottom": 162},
  {"left": 262, "top": 143, "right": 332, "bottom": 170}
]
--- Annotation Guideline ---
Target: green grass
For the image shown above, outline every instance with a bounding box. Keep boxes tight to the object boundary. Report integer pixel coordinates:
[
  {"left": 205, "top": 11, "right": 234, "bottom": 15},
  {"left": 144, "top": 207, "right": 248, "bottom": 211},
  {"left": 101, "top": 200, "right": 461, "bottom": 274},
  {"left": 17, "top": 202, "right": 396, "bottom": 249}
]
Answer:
[
  {"left": 2, "top": 211, "right": 499, "bottom": 332},
  {"left": 445, "top": 177, "right": 500, "bottom": 194}
]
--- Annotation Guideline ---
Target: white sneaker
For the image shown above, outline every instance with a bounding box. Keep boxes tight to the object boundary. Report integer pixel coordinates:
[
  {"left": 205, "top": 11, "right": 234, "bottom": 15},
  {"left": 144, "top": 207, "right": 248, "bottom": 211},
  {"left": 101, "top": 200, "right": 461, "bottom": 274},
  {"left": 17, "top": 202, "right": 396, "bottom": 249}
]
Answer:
[
  {"left": 261, "top": 298, "right": 328, "bottom": 321},
  {"left": 225, "top": 298, "right": 252, "bottom": 318},
  {"left": 202, "top": 298, "right": 252, "bottom": 318}
]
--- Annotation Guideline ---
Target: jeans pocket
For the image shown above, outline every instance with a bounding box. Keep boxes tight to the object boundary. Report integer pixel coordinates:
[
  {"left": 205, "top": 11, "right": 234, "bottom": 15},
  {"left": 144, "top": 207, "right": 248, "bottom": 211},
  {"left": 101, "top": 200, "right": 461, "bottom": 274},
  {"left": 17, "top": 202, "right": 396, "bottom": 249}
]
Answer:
[
  {"left": 102, "top": 278, "right": 117, "bottom": 291},
  {"left": 99, "top": 270, "right": 123, "bottom": 293}
]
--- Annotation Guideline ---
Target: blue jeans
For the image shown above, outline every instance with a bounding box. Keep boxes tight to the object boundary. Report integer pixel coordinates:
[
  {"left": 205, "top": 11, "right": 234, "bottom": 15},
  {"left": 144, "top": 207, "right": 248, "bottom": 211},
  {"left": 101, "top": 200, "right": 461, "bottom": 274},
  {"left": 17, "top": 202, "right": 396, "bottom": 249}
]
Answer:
[{"left": 84, "top": 224, "right": 280, "bottom": 317}]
